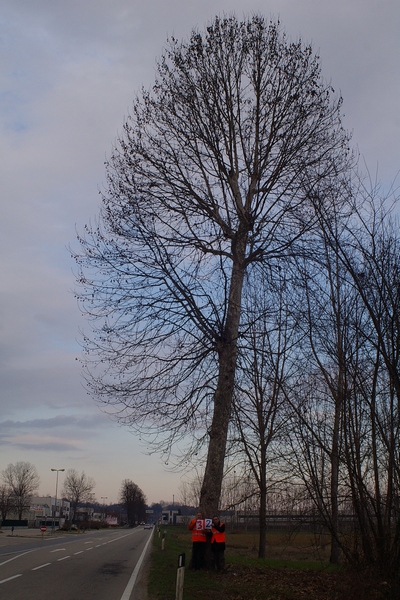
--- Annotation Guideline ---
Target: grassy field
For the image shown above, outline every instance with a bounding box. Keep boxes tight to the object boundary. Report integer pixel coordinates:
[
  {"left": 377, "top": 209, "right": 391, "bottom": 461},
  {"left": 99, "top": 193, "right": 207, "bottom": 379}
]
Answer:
[{"left": 147, "top": 525, "right": 398, "bottom": 599}]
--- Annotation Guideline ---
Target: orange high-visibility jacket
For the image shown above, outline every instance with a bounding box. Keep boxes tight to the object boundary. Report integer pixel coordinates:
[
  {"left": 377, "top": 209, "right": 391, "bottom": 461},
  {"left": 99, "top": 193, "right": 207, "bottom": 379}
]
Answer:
[
  {"left": 211, "top": 522, "right": 226, "bottom": 544},
  {"left": 188, "top": 518, "right": 207, "bottom": 542}
]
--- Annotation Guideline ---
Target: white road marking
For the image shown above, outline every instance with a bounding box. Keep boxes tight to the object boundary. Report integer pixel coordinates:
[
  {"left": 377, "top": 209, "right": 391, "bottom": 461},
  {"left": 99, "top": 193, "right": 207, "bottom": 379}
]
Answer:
[
  {"left": 0, "top": 550, "right": 34, "bottom": 567},
  {"left": 32, "top": 563, "right": 51, "bottom": 571},
  {"left": 0, "top": 574, "right": 23, "bottom": 584},
  {"left": 0, "top": 528, "right": 143, "bottom": 588},
  {"left": 120, "top": 530, "right": 154, "bottom": 600}
]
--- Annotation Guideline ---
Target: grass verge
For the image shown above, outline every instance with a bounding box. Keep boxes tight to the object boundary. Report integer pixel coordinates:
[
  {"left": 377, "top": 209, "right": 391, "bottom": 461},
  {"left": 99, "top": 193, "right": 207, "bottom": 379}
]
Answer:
[{"left": 147, "top": 525, "right": 397, "bottom": 600}]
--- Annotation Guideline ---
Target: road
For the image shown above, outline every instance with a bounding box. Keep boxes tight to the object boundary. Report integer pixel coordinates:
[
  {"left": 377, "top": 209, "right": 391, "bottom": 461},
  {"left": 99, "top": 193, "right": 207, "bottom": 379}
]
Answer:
[{"left": 0, "top": 527, "right": 152, "bottom": 600}]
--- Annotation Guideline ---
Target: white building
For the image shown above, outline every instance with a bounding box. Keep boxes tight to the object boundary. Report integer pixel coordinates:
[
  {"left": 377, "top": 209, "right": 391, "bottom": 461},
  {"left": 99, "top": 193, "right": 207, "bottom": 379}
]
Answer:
[{"left": 28, "top": 496, "right": 70, "bottom": 527}]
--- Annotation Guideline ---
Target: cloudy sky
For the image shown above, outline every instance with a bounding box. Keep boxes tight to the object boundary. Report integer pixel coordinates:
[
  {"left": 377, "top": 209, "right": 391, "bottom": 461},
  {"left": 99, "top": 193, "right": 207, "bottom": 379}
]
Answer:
[{"left": 1, "top": 0, "right": 399, "bottom": 505}]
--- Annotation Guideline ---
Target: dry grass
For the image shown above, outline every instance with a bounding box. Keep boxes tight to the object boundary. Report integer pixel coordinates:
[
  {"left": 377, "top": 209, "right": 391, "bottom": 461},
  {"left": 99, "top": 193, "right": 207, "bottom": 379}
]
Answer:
[
  {"left": 227, "top": 529, "right": 332, "bottom": 562},
  {"left": 148, "top": 526, "right": 399, "bottom": 600}
]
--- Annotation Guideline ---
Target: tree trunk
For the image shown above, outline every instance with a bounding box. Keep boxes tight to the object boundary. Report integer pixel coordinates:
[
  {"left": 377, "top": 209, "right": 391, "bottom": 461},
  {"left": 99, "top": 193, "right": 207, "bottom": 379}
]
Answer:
[
  {"left": 330, "top": 371, "right": 341, "bottom": 564},
  {"left": 330, "top": 443, "right": 340, "bottom": 564},
  {"left": 200, "top": 234, "right": 247, "bottom": 517},
  {"left": 258, "top": 464, "right": 267, "bottom": 558}
]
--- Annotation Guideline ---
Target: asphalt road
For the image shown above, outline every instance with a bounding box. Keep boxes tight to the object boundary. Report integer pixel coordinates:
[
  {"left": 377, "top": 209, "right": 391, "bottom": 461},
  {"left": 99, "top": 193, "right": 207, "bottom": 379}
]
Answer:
[{"left": 0, "top": 527, "right": 152, "bottom": 600}]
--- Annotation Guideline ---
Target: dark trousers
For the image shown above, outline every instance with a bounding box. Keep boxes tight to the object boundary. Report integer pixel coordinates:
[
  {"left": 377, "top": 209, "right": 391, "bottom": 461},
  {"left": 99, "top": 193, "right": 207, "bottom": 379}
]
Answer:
[
  {"left": 211, "top": 542, "right": 225, "bottom": 570},
  {"left": 191, "top": 541, "right": 206, "bottom": 569}
]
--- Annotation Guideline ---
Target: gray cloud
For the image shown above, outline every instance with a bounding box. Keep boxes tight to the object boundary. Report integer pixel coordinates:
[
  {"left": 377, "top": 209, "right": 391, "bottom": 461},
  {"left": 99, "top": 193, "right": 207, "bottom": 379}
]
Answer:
[
  {"left": 1, "top": 439, "right": 81, "bottom": 452},
  {"left": 0, "top": 0, "right": 399, "bottom": 503},
  {"left": 0, "top": 414, "right": 107, "bottom": 432}
]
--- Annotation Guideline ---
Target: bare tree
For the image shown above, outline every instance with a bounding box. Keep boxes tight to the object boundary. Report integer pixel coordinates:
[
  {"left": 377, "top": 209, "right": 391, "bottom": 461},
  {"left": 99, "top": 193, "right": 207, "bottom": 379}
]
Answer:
[
  {"left": 74, "top": 15, "right": 353, "bottom": 516},
  {"left": 0, "top": 484, "right": 14, "bottom": 522},
  {"left": 1, "top": 462, "right": 40, "bottom": 520},
  {"left": 286, "top": 181, "right": 400, "bottom": 571},
  {"left": 62, "top": 469, "right": 96, "bottom": 523},
  {"left": 119, "top": 480, "right": 146, "bottom": 526},
  {"left": 231, "top": 271, "right": 298, "bottom": 557},
  {"left": 293, "top": 224, "right": 362, "bottom": 563},
  {"left": 332, "top": 194, "right": 400, "bottom": 572},
  {"left": 179, "top": 472, "right": 203, "bottom": 509}
]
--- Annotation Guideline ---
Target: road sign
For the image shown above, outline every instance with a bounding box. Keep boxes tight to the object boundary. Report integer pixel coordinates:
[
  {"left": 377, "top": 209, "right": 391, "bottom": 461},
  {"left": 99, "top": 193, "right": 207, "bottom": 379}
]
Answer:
[{"left": 40, "top": 526, "right": 47, "bottom": 532}]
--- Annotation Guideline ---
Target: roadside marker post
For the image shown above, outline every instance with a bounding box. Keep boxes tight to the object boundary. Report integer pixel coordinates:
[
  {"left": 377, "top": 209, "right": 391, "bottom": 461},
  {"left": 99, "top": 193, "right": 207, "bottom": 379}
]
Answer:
[{"left": 175, "top": 553, "right": 185, "bottom": 600}]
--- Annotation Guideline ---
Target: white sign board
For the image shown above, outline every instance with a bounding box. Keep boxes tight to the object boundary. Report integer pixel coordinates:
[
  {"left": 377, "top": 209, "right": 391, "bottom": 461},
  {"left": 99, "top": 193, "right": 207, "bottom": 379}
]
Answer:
[{"left": 196, "top": 518, "right": 212, "bottom": 530}]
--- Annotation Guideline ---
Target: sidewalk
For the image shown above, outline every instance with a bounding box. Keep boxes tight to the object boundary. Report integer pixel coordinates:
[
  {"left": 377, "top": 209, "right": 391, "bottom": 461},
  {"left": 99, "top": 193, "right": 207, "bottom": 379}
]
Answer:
[{"left": 2, "top": 527, "right": 72, "bottom": 538}]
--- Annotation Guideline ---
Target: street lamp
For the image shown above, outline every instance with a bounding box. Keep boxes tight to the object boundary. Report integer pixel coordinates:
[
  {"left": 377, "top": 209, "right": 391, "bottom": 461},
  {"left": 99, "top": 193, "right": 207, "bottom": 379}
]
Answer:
[
  {"left": 51, "top": 468, "right": 65, "bottom": 533},
  {"left": 87, "top": 492, "right": 95, "bottom": 530}
]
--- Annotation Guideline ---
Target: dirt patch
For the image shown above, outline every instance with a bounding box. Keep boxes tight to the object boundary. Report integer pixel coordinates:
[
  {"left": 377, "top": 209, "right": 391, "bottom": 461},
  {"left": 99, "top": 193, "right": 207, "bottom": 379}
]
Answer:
[{"left": 221, "top": 564, "right": 398, "bottom": 600}]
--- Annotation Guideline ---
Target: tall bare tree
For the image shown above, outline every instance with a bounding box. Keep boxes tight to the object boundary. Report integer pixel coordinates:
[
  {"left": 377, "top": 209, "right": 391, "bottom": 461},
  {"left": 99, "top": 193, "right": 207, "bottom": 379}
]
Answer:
[
  {"left": 74, "top": 15, "right": 353, "bottom": 516},
  {"left": 62, "top": 469, "right": 96, "bottom": 523},
  {"left": 1, "top": 461, "right": 40, "bottom": 520}
]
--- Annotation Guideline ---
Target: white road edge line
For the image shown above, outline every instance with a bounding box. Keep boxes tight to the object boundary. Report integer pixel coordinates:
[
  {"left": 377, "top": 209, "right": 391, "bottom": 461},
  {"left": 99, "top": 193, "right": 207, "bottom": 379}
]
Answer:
[
  {"left": 0, "top": 574, "right": 23, "bottom": 584},
  {"left": 32, "top": 563, "right": 51, "bottom": 571},
  {"left": 120, "top": 530, "right": 154, "bottom": 600}
]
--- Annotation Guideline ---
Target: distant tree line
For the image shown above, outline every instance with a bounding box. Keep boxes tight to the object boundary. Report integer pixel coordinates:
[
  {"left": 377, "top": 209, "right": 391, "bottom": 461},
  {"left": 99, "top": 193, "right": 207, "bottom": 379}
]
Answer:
[{"left": 0, "top": 463, "right": 150, "bottom": 531}]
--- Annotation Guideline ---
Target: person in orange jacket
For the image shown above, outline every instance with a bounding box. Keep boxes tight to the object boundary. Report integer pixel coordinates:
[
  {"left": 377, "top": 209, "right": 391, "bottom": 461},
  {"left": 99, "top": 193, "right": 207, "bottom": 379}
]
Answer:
[
  {"left": 188, "top": 511, "right": 207, "bottom": 569},
  {"left": 211, "top": 515, "right": 226, "bottom": 571}
]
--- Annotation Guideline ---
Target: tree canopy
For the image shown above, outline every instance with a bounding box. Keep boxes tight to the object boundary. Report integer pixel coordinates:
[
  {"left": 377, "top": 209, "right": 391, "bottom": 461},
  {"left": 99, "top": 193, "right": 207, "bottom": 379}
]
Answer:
[
  {"left": 1, "top": 461, "right": 40, "bottom": 520},
  {"left": 62, "top": 469, "right": 96, "bottom": 522}
]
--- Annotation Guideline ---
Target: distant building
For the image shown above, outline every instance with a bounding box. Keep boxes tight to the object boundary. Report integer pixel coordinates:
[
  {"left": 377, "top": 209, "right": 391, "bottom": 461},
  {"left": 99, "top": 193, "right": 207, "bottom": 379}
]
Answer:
[
  {"left": 30, "top": 496, "right": 70, "bottom": 527},
  {"left": 161, "top": 510, "right": 179, "bottom": 524},
  {"left": 2, "top": 496, "right": 70, "bottom": 528}
]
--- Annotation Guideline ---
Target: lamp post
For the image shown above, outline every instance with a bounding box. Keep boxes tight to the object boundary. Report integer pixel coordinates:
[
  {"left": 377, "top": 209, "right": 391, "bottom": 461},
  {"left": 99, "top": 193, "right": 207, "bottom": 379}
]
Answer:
[
  {"left": 51, "top": 468, "right": 65, "bottom": 533},
  {"left": 87, "top": 492, "right": 95, "bottom": 530},
  {"left": 101, "top": 497, "right": 108, "bottom": 521}
]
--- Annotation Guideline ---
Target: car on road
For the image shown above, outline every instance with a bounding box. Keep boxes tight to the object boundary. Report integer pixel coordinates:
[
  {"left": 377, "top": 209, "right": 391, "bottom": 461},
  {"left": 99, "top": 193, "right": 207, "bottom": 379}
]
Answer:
[{"left": 143, "top": 522, "right": 153, "bottom": 529}]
